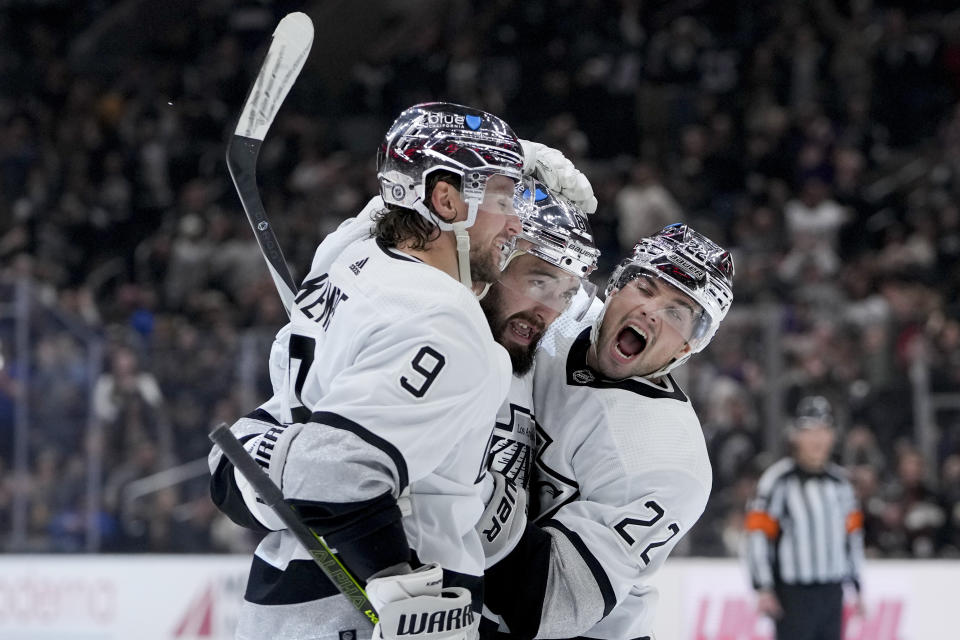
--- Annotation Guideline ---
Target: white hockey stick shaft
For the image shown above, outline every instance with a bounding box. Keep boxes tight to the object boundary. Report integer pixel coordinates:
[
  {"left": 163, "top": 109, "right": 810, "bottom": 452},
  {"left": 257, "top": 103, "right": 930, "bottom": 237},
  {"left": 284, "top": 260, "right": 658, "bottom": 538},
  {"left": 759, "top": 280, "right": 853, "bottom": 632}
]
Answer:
[{"left": 226, "top": 12, "right": 314, "bottom": 316}]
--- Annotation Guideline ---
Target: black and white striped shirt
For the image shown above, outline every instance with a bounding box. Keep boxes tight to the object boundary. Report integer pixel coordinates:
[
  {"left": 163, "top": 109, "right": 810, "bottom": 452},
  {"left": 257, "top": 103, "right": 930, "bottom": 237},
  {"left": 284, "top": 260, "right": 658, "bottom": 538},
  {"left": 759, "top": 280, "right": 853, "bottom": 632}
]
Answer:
[{"left": 744, "top": 458, "right": 864, "bottom": 590}]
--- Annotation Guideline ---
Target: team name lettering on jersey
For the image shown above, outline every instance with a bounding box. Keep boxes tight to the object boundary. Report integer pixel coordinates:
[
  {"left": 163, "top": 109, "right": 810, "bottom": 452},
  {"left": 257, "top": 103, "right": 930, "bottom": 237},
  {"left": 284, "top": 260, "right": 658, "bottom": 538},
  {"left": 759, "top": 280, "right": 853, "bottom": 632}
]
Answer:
[{"left": 295, "top": 273, "right": 349, "bottom": 330}]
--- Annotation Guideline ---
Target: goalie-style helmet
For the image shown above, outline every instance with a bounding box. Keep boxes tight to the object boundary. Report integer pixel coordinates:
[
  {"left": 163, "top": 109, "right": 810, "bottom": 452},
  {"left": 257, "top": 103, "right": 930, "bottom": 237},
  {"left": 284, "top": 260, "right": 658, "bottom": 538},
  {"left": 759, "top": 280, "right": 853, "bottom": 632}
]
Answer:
[
  {"left": 602, "top": 223, "right": 734, "bottom": 375},
  {"left": 377, "top": 102, "right": 524, "bottom": 230},
  {"left": 513, "top": 179, "right": 600, "bottom": 279}
]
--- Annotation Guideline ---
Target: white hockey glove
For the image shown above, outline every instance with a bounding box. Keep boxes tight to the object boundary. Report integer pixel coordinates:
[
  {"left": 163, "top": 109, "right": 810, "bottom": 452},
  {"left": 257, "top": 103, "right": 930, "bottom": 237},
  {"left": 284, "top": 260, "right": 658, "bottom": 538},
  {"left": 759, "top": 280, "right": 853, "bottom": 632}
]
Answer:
[
  {"left": 367, "top": 563, "right": 478, "bottom": 640},
  {"left": 232, "top": 416, "right": 303, "bottom": 530},
  {"left": 476, "top": 471, "right": 527, "bottom": 568},
  {"left": 519, "top": 139, "right": 598, "bottom": 214}
]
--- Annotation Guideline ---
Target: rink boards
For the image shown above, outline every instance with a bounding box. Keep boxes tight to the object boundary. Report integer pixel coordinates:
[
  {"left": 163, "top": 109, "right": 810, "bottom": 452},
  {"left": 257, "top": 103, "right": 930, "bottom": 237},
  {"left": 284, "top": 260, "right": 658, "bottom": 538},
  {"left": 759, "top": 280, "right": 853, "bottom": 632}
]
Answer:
[{"left": 0, "top": 555, "right": 953, "bottom": 639}]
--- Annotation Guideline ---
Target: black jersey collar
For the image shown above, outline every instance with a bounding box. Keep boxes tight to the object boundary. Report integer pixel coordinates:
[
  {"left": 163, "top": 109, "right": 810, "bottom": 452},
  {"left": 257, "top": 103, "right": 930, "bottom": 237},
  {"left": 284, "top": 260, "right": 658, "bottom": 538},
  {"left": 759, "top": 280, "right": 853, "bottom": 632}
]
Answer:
[
  {"left": 376, "top": 237, "right": 424, "bottom": 263},
  {"left": 565, "top": 328, "right": 688, "bottom": 401}
]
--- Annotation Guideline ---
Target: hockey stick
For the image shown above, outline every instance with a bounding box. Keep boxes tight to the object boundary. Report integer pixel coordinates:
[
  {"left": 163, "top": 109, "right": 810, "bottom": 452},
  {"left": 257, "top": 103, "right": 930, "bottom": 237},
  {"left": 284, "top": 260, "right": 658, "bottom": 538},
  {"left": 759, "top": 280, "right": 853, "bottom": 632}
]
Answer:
[
  {"left": 226, "top": 11, "right": 313, "bottom": 316},
  {"left": 209, "top": 423, "right": 379, "bottom": 625},
  {"left": 222, "top": 14, "right": 379, "bottom": 625}
]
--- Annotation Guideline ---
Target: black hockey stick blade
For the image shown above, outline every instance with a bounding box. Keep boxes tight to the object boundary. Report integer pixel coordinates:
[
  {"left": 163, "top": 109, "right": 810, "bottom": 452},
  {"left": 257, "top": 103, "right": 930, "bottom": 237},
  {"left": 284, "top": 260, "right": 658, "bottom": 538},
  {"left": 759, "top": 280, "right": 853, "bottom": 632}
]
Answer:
[
  {"left": 209, "top": 423, "right": 379, "bottom": 625},
  {"left": 226, "top": 12, "right": 314, "bottom": 316}
]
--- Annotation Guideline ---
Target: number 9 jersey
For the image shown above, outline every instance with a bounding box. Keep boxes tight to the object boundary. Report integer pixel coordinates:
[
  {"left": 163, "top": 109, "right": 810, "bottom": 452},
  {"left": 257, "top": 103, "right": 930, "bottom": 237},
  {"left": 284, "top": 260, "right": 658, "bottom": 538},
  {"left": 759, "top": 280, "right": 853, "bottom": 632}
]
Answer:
[{"left": 209, "top": 208, "right": 512, "bottom": 640}]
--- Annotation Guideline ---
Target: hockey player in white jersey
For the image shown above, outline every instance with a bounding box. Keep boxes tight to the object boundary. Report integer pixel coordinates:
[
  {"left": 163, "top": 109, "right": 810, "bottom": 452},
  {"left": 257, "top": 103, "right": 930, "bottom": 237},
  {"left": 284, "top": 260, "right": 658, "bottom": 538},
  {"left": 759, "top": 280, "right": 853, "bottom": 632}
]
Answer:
[
  {"left": 208, "top": 102, "right": 527, "bottom": 640},
  {"left": 476, "top": 178, "right": 599, "bottom": 537},
  {"left": 481, "top": 223, "right": 735, "bottom": 639}
]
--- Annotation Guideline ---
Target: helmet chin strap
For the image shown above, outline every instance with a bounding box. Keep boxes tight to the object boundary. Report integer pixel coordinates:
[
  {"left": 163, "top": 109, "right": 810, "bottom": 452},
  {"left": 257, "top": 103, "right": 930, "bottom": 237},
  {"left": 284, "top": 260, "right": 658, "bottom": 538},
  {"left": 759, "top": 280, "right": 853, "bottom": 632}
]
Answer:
[
  {"left": 453, "top": 220, "right": 472, "bottom": 289},
  {"left": 451, "top": 199, "right": 480, "bottom": 289},
  {"left": 414, "top": 195, "right": 480, "bottom": 289}
]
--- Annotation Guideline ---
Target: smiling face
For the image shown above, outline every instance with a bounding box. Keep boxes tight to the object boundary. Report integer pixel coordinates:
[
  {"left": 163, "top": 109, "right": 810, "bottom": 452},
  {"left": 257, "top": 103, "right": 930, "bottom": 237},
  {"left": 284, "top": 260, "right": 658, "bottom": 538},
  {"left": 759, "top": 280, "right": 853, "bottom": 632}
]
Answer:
[
  {"left": 590, "top": 274, "right": 702, "bottom": 380},
  {"left": 480, "top": 253, "right": 581, "bottom": 375}
]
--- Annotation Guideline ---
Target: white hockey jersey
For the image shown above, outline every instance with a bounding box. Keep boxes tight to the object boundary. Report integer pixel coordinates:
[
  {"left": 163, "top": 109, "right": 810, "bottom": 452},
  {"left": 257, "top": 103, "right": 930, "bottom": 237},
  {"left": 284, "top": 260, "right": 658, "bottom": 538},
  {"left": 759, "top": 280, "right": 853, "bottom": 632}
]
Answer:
[
  {"left": 209, "top": 206, "right": 512, "bottom": 640},
  {"left": 484, "top": 300, "right": 712, "bottom": 640}
]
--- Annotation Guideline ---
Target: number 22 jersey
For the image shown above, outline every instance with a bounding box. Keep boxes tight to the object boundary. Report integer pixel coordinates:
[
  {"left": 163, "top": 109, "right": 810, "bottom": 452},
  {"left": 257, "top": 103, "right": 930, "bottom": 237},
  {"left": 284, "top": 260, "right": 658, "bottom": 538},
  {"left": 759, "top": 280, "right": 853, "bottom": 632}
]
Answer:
[{"left": 484, "top": 301, "right": 712, "bottom": 639}]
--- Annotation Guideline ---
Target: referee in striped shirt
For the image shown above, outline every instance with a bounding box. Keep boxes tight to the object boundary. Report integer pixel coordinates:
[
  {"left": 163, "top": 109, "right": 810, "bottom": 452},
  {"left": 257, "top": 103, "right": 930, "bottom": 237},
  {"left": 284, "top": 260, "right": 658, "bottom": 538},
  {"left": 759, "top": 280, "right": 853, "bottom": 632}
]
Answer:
[{"left": 744, "top": 396, "right": 865, "bottom": 640}]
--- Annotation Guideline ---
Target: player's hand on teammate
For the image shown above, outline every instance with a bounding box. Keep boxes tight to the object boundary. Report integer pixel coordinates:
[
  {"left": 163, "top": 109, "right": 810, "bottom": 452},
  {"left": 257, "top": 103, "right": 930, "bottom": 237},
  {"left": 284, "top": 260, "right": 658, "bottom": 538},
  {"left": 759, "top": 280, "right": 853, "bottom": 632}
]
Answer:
[
  {"left": 755, "top": 589, "right": 783, "bottom": 619},
  {"left": 366, "top": 563, "right": 479, "bottom": 640},
  {"left": 520, "top": 139, "right": 598, "bottom": 214}
]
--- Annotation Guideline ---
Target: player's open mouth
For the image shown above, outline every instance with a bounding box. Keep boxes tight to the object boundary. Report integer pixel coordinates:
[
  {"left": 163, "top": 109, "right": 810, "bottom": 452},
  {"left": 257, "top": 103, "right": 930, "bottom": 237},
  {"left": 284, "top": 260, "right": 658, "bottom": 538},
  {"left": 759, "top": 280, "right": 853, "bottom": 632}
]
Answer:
[
  {"left": 507, "top": 318, "right": 538, "bottom": 345},
  {"left": 613, "top": 325, "right": 647, "bottom": 362}
]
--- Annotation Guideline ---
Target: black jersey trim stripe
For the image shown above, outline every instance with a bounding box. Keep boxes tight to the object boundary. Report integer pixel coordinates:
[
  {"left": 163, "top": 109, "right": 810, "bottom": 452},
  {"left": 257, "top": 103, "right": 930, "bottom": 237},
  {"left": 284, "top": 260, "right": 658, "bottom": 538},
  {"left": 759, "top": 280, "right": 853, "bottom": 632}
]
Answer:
[
  {"left": 291, "top": 405, "right": 312, "bottom": 424},
  {"left": 376, "top": 237, "right": 423, "bottom": 263},
  {"left": 310, "top": 410, "right": 409, "bottom": 491},
  {"left": 564, "top": 328, "right": 688, "bottom": 401},
  {"left": 244, "top": 555, "right": 343, "bottom": 605},
  {"left": 245, "top": 405, "right": 311, "bottom": 426},
  {"left": 542, "top": 519, "right": 617, "bottom": 618},
  {"left": 246, "top": 407, "right": 282, "bottom": 425}
]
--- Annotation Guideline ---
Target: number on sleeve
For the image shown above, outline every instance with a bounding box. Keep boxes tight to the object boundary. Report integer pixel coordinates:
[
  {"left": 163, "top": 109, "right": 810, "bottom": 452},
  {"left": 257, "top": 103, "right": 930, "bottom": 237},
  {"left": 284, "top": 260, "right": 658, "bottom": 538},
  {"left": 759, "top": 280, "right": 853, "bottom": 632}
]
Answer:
[
  {"left": 613, "top": 500, "right": 682, "bottom": 566},
  {"left": 289, "top": 333, "right": 316, "bottom": 407},
  {"left": 400, "top": 346, "right": 446, "bottom": 398}
]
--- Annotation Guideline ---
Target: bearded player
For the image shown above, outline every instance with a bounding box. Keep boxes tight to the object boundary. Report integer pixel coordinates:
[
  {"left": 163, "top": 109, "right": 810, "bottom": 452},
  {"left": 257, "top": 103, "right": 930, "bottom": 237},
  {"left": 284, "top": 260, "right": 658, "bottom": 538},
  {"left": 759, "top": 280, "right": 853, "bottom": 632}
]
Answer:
[{"left": 481, "top": 223, "right": 735, "bottom": 640}]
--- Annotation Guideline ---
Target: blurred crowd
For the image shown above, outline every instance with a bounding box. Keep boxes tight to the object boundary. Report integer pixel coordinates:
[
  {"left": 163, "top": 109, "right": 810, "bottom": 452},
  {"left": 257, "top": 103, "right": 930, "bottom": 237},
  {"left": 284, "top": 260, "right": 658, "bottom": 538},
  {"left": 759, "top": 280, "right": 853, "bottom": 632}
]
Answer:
[{"left": 1, "top": 0, "right": 959, "bottom": 558}]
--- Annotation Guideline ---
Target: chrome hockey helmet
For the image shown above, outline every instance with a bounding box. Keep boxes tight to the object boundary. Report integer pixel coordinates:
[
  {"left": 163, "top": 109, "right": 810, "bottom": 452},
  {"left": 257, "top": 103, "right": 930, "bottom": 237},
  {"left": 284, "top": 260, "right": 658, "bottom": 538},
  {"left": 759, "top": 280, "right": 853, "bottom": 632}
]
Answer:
[
  {"left": 377, "top": 102, "right": 524, "bottom": 230},
  {"left": 496, "top": 179, "right": 601, "bottom": 317},
  {"left": 597, "top": 223, "right": 734, "bottom": 376},
  {"left": 512, "top": 179, "right": 600, "bottom": 279}
]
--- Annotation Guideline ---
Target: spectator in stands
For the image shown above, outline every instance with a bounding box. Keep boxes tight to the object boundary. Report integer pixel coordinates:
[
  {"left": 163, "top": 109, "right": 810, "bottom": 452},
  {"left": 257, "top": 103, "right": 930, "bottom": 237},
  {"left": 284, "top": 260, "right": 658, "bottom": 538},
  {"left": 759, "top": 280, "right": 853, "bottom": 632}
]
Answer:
[
  {"left": 1, "top": 0, "right": 958, "bottom": 557},
  {"left": 614, "top": 160, "right": 683, "bottom": 251},
  {"left": 92, "top": 345, "right": 170, "bottom": 465}
]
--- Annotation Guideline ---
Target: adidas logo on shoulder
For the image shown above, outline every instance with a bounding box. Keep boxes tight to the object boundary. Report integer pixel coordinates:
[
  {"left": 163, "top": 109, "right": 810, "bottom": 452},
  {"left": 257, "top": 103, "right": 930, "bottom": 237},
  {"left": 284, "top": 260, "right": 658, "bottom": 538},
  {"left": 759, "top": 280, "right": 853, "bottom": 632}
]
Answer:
[{"left": 349, "top": 257, "right": 369, "bottom": 275}]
